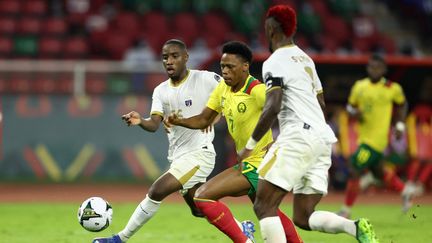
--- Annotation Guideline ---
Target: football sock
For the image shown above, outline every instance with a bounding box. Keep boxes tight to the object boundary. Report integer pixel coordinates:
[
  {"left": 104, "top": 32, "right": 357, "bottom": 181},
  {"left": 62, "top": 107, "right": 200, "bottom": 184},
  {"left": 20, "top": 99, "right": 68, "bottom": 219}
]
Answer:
[
  {"left": 260, "top": 216, "right": 286, "bottom": 243},
  {"left": 383, "top": 170, "right": 404, "bottom": 192},
  {"left": 418, "top": 163, "right": 432, "bottom": 184},
  {"left": 194, "top": 199, "right": 247, "bottom": 243},
  {"left": 344, "top": 179, "right": 360, "bottom": 207},
  {"left": 277, "top": 209, "right": 303, "bottom": 243},
  {"left": 407, "top": 159, "right": 420, "bottom": 181},
  {"left": 118, "top": 195, "right": 161, "bottom": 241},
  {"left": 308, "top": 211, "right": 356, "bottom": 237}
]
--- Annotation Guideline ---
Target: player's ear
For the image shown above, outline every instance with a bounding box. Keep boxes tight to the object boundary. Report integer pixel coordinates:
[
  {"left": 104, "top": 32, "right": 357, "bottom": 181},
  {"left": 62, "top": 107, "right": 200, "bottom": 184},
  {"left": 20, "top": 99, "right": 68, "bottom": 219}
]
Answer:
[
  {"left": 243, "top": 62, "right": 249, "bottom": 72},
  {"left": 184, "top": 52, "right": 189, "bottom": 62}
]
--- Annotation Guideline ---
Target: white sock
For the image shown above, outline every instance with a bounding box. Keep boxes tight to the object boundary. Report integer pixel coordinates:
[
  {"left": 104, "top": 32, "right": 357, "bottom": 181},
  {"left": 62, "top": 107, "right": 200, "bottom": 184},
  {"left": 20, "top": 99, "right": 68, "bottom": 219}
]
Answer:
[
  {"left": 118, "top": 195, "right": 161, "bottom": 241},
  {"left": 259, "top": 216, "right": 286, "bottom": 243},
  {"left": 308, "top": 211, "right": 356, "bottom": 237},
  {"left": 234, "top": 218, "right": 243, "bottom": 231},
  {"left": 359, "top": 172, "right": 376, "bottom": 190}
]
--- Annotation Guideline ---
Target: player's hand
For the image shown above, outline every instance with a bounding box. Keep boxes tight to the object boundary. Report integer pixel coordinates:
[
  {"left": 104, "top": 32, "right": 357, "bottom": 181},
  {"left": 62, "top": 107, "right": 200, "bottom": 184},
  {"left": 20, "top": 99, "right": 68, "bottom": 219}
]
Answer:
[
  {"left": 166, "top": 113, "right": 180, "bottom": 126},
  {"left": 237, "top": 148, "right": 252, "bottom": 168},
  {"left": 121, "top": 111, "right": 142, "bottom": 126},
  {"left": 161, "top": 116, "right": 171, "bottom": 134}
]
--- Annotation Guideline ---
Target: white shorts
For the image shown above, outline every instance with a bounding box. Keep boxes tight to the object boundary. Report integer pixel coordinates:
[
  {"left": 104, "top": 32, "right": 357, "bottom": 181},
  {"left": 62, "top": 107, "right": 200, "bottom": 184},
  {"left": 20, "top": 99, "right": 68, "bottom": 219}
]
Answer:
[
  {"left": 258, "top": 125, "right": 332, "bottom": 195},
  {"left": 167, "top": 149, "right": 216, "bottom": 190}
]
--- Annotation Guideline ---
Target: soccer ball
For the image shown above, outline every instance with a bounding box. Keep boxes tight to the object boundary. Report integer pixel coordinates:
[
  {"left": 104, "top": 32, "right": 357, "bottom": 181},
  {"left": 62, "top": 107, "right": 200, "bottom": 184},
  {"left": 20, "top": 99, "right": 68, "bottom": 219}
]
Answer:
[{"left": 77, "top": 197, "right": 113, "bottom": 232}]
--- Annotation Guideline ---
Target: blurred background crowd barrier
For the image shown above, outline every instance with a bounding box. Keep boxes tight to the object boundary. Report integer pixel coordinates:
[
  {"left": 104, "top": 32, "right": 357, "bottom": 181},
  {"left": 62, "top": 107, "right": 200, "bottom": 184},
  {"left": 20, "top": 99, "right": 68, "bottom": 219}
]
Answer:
[{"left": 1, "top": 0, "right": 432, "bottom": 191}]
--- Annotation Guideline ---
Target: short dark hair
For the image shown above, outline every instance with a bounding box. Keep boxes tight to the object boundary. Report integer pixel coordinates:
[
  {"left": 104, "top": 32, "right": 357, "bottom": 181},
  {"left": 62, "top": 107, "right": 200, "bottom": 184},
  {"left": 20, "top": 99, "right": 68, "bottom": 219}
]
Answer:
[
  {"left": 163, "top": 39, "right": 187, "bottom": 51},
  {"left": 369, "top": 53, "right": 386, "bottom": 64},
  {"left": 222, "top": 41, "right": 253, "bottom": 64}
]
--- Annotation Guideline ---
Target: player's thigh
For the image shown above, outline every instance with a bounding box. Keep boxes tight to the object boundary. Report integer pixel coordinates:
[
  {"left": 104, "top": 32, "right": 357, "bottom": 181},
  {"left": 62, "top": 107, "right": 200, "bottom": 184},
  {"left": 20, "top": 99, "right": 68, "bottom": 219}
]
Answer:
[
  {"left": 168, "top": 150, "right": 216, "bottom": 190},
  {"left": 293, "top": 143, "right": 332, "bottom": 195},
  {"left": 254, "top": 179, "right": 287, "bottom": 219},
  {"left": 149, "top": 172, "right": 183, "bottom": 200},
  {"left": 195, "top": 166, "right": 251, "bottom": 200}
]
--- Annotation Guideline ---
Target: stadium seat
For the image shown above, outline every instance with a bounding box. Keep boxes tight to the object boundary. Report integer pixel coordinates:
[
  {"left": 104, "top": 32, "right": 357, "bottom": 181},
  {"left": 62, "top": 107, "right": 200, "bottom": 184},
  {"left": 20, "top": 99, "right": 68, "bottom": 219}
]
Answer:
[
  {"left": 63, "top": 37, "right": 88, "bottom": 59},
  {"left": 13, "top": 36, "right": 38, "bottom": 56},
  {"left": 39, "top": 37, "right": 63, "bottom": 58},
  {"left": 108, "top": 75, "right": 130, "bottom": 94},
  {"left": 319, "top": 35, "right": 339, "bottom": 53},
  {"left": 9, "top": 75, "right": 32, "bottom": 93},
  {"left": 56, "top": 75, "right": 74, "bottom": 94},
  {"left": 43, "top": 18, "right": 67, "bottom": 36},
  {"left": 33, "top": 76, "right": 57, "bottom": 94},
  {"left": 172, "top": 12, "right": 200, "bottom": 46},
  {"left": 112, "top": 12, "right": 140, "bottom": 40},
  {"left": 141, "top": 11, "right": 169, "bottom": 36},
  {"left": 145, "top": 73, "right": 166, "bottom": 91},
  {"left": 323, "top": 16, "right": 350, "bottom": 46},
  {"left": 104, "top": 32, "right": 133, "bottom": 60},
  {"left": 0, "top": 17, "right": 16, "bottom": 35},
  {"left": 86, "top": 74, "right": 107, "bottom": 94},
  {"left": 0, "top": 0, "right": 20, "bottom": 15},
  {"left": 376, "top": 34, "right": 397, "bottom": 54},
  {"left": 22, "top": 0, "right": 47, "bottom": 16},
  {"left": 0, "top": 76, "right": 7, "bottom": 93},
  {"left": 0, "top": 37, "right": 12, "bottom": 56},
  {"left": 200, "top": 12, "right": 233, "bottom": 48},
  {"left": 17, "top": 17, "right": 42, "bottom": 35},
  {"left": 308, "top": 0, "right": 330, "bottom": 18}
]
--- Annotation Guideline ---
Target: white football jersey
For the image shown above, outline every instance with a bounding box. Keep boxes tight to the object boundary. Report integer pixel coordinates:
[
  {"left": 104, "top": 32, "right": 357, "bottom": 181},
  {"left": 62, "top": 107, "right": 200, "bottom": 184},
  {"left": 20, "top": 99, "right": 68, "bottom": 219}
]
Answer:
[
  {"left": 262, "top": 45, "right": 336, "bottom": 143},
  {"left": 151, "top": 69, "right": 220, "bottom": 160}
]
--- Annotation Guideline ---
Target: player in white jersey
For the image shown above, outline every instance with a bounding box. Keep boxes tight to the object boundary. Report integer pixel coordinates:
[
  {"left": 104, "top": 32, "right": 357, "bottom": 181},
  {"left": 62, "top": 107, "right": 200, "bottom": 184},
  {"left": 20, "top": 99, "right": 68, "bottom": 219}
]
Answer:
[
  {"left": 93, "top": 39, "right": 219, "bottom": 243},
  {"left": 237, "top": 5, "right": 379, "bottom": 243}
]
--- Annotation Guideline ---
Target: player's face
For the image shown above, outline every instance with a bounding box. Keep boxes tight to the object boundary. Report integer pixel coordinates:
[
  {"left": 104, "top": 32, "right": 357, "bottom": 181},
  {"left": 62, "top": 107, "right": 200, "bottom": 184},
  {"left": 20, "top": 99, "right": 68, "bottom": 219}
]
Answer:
[
  {"left": 162, "top": 44, "right": 188, "bottom": 79},
  {"left": 220, "top": 53, "right": 249, "bottom": 87},
  {"left": 367, "top": 59, "right": 386, "bottom": 81}
]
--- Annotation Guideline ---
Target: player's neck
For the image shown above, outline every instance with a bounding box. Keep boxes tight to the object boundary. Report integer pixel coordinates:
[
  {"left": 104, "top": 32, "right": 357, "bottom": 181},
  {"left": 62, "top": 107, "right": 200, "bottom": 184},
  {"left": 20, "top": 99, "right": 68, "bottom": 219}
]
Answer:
[
  {"left": 370, "top": 77, "right": 383, "bottom": 83},
  {"left": 171, "top": 69, "right": 189, "bottom": 85},
  {"left": 231, "top": 74, "right": 249, "bottom": 92},
  {"left": 273, "top": 38, "right": 294, "bottom": 52}
]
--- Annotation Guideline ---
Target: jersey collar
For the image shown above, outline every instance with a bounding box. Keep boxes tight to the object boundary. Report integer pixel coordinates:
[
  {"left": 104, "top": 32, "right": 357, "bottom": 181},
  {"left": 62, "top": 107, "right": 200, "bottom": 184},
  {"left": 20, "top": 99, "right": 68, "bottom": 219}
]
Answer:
[{"left": 169, "top": 70, "right": 190, "bottom": 87}]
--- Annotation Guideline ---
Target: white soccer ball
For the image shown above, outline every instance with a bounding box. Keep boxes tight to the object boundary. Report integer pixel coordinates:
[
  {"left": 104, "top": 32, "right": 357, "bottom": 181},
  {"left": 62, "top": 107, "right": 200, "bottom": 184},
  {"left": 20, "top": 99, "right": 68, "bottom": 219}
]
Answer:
[{"left": 77, "top": 197, "right": 113, "bottom": 232}]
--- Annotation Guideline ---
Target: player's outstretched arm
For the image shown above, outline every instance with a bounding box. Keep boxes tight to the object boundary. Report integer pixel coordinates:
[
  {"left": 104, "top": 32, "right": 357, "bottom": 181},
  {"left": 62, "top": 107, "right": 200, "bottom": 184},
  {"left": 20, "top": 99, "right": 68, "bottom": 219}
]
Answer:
[
  {"left": 122, "top": 111, "right": 162, "bottom": 132},
  {"left": 167, "top": 107, "right": 218, "bottom": 129}
]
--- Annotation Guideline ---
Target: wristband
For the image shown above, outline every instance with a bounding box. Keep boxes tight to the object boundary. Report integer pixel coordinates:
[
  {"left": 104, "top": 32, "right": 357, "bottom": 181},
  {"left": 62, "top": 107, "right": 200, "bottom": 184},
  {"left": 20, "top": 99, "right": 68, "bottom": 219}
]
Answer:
[
  {"left": 395, "top": 121, "right": 405, "bottom": 132},
  {"left": 245, "top": 137, "right": 258, "bottom": 150}
]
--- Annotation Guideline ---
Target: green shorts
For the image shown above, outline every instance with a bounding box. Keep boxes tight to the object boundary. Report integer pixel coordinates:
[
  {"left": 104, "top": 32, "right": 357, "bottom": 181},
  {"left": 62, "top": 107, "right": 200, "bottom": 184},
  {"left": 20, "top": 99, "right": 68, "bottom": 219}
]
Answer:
[
  {"left": 233, "top": 161, "right": 258, "bottom": 196},
  {"left": 384, "top": 152, "right": 408, "bottom": 165},
  {"left": 351, "top": 144, "right": 383, "bottom": 170}
]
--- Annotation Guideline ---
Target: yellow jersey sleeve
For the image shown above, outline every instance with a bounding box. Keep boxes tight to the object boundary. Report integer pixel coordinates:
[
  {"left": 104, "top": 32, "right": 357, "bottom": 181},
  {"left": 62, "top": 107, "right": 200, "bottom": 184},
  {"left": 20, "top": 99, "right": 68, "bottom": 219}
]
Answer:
[
  {"left": 250, "top": 83, "right": 266, "bottom": 109},
  {"left": 348, "top": 81, "right": 361, "bottom": 106},
  {"left": 391, "top": 82, "right": 406, "bottom": 105},
  {"left": 206, "top": 81, "right": 224, "bottom": 113}
]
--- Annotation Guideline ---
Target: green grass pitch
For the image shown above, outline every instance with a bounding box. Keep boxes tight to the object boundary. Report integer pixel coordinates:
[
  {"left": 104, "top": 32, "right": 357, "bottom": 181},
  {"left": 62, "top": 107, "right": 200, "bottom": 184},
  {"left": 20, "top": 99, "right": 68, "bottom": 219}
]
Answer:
[{"left": 0, "top": 202, "right": 430, "bottom": 242}]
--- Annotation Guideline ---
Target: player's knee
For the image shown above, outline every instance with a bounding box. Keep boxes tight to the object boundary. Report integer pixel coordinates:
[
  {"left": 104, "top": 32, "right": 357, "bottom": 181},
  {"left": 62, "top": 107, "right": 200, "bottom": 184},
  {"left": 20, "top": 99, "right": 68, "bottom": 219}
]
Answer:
[
  {"left": 148, "top": 187, "right": 169, "bottom": 201},
  {"left": 253, "top": 200, "right": 270, "bottom": 219}
]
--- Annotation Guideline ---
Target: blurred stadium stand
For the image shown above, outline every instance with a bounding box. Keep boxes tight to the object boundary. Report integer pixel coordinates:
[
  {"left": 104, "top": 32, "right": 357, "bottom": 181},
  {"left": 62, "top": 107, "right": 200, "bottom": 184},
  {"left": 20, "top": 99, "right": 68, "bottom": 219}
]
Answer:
[
  {"left": 0, "top": 0, "right": 431, "bottom": 60},
  {"left": 1, "top": 0, "right": 432, "bottom": 190}
]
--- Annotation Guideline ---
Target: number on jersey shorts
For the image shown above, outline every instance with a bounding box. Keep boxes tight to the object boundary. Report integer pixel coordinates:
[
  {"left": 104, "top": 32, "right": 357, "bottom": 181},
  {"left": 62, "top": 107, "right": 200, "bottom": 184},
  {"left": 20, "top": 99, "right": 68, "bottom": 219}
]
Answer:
[
  {"left": 351, "top": 144, "right": 383, "bottom": 170},
  {"left": 234, "top": 161, "right": 258, "bottom": 196}
]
